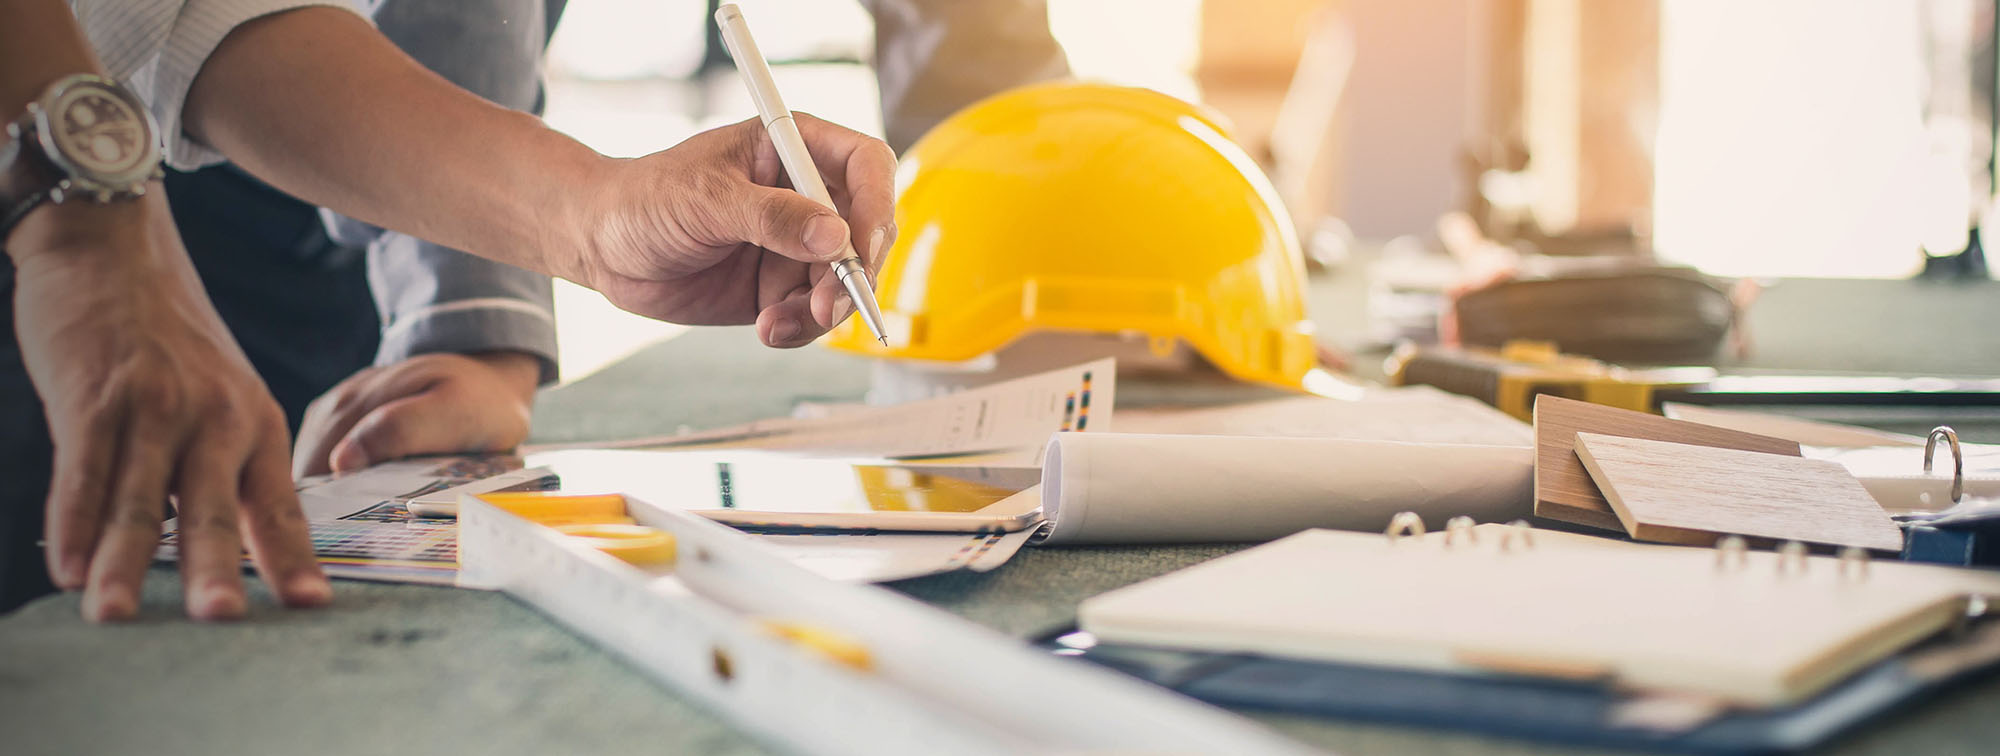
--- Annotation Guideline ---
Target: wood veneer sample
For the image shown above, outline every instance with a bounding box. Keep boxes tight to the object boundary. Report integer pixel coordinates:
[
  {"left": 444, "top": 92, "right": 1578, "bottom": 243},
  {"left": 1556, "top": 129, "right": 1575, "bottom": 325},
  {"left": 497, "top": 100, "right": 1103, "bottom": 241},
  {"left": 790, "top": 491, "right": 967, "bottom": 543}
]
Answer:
[
  {"left": 1574, "top": 433, "right": 1903, "bottom": 551},
  {"left": 1533, "top": 395, "right": 1802, "bottom": 541}
]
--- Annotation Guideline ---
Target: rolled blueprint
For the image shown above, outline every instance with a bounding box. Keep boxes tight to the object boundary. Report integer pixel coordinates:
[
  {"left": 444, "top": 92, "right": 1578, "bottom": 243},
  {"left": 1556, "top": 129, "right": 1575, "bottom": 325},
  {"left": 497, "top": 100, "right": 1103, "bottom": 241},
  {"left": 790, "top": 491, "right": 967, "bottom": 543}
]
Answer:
[{"left": 1038, "top": 433, "right": 1533, "bottom": 544}]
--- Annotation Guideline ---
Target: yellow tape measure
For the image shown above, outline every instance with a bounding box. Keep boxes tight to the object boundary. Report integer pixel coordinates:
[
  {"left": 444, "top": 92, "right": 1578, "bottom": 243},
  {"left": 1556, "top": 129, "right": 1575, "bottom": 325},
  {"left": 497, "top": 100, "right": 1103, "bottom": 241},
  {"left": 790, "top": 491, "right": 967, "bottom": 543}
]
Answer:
[
  {"left": 555, "top": 523, "right": 678, "bottom": 566},
  {"left": 474, "top": 493, "right": 675, "bottom": 565},
  {"left": 1387, "top": 341, "right": 1715, "bottom": 421}
]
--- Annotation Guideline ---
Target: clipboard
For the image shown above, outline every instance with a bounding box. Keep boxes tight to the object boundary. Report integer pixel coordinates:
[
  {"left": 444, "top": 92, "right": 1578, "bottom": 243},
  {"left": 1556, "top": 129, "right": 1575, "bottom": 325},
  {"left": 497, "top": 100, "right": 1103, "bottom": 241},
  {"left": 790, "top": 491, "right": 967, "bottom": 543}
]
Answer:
[{"left": 1036, "top": 619, "right": 2000, "bottom": 754}]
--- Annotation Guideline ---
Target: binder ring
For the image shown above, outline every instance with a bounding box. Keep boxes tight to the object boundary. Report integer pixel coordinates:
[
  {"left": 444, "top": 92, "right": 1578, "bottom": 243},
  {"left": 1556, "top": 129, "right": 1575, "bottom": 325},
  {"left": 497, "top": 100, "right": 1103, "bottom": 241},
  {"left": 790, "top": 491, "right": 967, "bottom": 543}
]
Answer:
[
  {"left": 1715, "top": 535, "right": 1749, "bottom": 571},
  {"left": 1924, "top": 426, "right": 1964, "bottom": 504},
  {"left": 1444, "top": 516, "right": 1477, "bottom": 547},
  {"left": 1837, "top": 546, "right": 1870, "bottom": 580},
  {"left": 1500, "top": 520, "right": 1535, "bottom": 552},
  {"left": 1777, "top": 541, "right": 1809, "bottom": 575},
  {"left": 1386, "top": 512, "right": 1425, "bottom": 542}
]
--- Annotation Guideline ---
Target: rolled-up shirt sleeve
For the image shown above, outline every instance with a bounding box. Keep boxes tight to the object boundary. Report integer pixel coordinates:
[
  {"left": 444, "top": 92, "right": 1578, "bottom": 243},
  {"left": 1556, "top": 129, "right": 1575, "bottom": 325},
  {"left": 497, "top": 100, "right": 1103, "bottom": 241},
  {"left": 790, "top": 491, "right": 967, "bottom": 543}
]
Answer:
[
  {"left": 353, "top": 229, "right": 560, "bottom": 386},
  {"left": 70, "top": 0, "right": 370, "bottom": 171},
  {"left": 324, "top": 0, "right": 559, "bottom": 385}
]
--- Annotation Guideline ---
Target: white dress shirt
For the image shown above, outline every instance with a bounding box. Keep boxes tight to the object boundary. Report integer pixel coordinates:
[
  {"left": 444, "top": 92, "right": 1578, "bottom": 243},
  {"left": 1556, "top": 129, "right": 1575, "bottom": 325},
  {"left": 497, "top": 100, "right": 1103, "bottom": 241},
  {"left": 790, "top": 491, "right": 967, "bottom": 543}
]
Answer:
[{"left": 69, "top": 0, "right": 372, "bottom": 171}]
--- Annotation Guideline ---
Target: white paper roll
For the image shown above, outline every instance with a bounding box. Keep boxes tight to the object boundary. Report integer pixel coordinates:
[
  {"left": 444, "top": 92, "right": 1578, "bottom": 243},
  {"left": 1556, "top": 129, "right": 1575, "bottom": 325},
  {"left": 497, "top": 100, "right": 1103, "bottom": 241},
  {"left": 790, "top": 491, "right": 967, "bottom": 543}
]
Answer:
[{"left": 1039, "top": 434, "right": 1534, "bottom": 544}]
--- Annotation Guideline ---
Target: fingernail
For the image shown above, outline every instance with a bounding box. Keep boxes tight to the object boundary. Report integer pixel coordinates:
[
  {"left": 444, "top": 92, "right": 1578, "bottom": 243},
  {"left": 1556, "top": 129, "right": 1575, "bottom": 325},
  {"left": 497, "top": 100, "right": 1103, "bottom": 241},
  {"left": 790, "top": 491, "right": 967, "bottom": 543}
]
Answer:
[
  {"left": 195, "top": 584, "right": 246, "bottom": 621},
  {"left": 771, "top": 318, "right": 802, "bottom": 344},
  {"left": 85, "top": 585, "right": 136, "bottom": 622},
  {"left": 804, "top": 215, "right": 847, "bottom": 260},
  {"left": 286, "top": 574, "right": 333, "bottom": 607},
  {"left": 58, "top": 556, "right": 86, "bottom": 590},
  {"left": 867, "top": 227, "right": 887, "bottom": 261},
  {"left": 331, "top": 443, "right": 368, "bottom": 473},
  {"left": 832, "top": 293, "right": 855, "bottom": 325}
]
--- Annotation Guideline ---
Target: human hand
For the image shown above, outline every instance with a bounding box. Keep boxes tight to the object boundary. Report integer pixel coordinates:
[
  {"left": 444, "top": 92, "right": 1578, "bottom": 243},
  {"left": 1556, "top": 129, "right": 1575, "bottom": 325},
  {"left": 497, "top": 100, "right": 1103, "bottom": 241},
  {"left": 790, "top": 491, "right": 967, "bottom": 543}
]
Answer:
[
  {"left": 293, "top": 351, "right": 540, "bottom": 478},
  {"left": 562, "top": 113, "right": 897, "bottom": 348},
  {"left": 7, "top": 196, "right": 330, "bottom": 621}
]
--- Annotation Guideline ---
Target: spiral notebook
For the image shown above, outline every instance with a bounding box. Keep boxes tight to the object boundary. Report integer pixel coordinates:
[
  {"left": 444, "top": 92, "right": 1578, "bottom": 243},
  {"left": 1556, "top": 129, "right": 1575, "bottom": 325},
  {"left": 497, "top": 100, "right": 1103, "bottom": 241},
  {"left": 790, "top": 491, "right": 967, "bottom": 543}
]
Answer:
[{"left": 1078, "top": 523, "right": 2000, "bottom": 706}]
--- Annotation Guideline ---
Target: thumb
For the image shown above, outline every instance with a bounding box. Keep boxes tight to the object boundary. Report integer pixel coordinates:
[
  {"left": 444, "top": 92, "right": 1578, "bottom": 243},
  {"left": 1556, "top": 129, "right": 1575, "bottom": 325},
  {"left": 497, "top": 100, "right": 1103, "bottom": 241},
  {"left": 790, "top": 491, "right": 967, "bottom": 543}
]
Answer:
[
  {"left": 327, "top": 395, "right": 466, "bottom": 473},
  {"left": 738, "top": 185, "right": 851, "bottom": 264}
]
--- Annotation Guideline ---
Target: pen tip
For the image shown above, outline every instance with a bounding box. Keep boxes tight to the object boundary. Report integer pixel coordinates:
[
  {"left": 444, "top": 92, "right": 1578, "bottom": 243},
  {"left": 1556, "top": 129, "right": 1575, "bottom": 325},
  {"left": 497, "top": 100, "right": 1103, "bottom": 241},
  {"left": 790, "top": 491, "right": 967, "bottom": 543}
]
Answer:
[{"left": 877, "top": 336, "right": 888, "bottom": 346}]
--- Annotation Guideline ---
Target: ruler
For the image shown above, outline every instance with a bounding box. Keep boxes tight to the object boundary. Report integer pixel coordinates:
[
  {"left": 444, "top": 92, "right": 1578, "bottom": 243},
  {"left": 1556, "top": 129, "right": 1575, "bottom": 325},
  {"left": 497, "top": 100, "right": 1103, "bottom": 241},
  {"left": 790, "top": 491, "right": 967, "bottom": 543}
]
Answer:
[{"left": 458, "top": 493, "right": 1318, "bottom": 755}]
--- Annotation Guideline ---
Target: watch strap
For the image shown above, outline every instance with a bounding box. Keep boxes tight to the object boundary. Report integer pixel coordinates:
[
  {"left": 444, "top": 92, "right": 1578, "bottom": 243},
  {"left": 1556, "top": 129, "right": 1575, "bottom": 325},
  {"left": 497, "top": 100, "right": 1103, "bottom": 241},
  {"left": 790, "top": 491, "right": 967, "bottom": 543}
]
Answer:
[
  {"left": 0, "top": 188, "right": 50, "bottom": 251},
  {"left": 0, "top": 109, "right": 54, "bottom": 252}
]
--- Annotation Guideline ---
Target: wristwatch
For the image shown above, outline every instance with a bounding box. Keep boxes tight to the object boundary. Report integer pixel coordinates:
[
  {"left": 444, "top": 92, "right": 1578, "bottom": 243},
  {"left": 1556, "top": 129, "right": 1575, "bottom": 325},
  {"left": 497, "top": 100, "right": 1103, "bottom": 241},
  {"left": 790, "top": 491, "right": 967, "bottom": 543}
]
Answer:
[{"left": 0, "top": 73, "right": 164, "bottom": 248}]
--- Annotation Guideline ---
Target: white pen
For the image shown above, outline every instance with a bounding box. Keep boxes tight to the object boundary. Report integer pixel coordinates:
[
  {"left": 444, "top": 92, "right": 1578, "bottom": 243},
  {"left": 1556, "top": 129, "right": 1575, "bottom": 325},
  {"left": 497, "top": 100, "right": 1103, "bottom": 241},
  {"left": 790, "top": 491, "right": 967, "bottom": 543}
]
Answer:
[{"left": 714, "top": 2, "right": 889, "bottom": 346}]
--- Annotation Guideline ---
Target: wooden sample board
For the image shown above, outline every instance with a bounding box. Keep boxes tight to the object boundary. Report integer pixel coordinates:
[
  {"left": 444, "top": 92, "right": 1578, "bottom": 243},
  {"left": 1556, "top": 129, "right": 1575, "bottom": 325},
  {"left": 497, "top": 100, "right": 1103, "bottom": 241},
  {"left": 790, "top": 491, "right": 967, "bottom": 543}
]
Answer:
[
  {"left": 1078, "top": 527, "right": 1980, "bottom": 707},
  {"left": 1574, "top": 433, "right": 1903, "bottom": 551},
  {"left": 1532, "top": 395, "right": 1802, "bottom": 540}
]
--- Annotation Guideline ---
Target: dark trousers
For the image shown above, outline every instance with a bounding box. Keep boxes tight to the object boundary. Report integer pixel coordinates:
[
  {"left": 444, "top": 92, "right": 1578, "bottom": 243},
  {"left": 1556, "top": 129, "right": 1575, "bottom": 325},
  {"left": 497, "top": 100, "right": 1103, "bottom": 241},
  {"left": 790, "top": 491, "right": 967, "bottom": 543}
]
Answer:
[{"left": 0, "top": 166, "right": 379, "bottom": 611}]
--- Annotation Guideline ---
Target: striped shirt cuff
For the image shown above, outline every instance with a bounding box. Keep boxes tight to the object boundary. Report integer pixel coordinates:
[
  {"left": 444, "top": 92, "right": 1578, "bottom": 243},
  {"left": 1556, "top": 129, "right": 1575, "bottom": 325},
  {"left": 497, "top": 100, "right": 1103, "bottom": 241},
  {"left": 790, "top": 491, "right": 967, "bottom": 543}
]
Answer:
[{"left": 375, "top": 298, "right": 560, "bottom": 386}]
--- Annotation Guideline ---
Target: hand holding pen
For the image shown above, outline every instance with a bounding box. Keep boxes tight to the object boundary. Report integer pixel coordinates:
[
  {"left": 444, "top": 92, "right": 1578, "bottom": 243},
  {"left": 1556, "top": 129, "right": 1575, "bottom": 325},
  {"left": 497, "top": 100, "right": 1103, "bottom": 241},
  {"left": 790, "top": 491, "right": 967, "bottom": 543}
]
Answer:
[
  {"left": 714, "top": 2, "right": 892, "bottom": 345},
  {"left": 559, "top": 4, "right": 897, "bottom": 349}
]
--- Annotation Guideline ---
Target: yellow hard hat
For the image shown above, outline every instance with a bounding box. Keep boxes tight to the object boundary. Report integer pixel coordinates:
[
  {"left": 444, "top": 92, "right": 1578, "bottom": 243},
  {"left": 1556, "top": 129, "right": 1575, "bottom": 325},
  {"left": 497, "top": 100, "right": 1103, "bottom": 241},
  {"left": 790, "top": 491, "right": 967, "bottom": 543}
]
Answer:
[{"left": 826, "top": 82, "right": 1317, "bottom": 390}]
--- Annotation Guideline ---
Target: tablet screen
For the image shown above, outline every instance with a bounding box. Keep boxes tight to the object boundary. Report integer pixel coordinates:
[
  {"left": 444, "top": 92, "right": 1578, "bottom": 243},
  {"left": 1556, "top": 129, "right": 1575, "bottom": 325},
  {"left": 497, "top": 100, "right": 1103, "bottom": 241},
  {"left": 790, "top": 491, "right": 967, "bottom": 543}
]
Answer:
[{"left": 495, "top": 449, "right": 1041, "bottom": 516}]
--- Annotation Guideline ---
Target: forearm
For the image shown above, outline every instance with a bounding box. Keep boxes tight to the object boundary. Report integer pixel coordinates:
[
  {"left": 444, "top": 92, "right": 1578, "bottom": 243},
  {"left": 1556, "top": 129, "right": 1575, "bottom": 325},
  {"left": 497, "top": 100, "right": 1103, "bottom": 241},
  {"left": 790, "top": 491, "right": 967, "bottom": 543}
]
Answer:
[
  {"left": 181, "top": 6, "right": 606, "bottom": 278},
  {"left": 331, "top": 0, "right": 561, "bottom": 384}
]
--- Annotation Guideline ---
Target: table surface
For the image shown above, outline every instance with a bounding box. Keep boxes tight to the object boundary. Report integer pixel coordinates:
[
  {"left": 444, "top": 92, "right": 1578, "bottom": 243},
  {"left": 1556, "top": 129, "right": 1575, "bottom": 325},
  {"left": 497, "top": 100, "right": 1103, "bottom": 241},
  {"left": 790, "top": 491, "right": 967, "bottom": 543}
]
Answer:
[{"left": 5, "top": 275, "right": 2000, "bottom": 755}]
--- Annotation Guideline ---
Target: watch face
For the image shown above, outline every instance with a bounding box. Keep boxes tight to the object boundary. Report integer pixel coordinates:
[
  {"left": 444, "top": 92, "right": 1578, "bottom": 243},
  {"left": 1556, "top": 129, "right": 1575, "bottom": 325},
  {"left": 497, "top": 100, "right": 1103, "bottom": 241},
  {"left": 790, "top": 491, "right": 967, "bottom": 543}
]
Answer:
[{"left": 43, "top": 81, "right": 154, "bottom": 182}]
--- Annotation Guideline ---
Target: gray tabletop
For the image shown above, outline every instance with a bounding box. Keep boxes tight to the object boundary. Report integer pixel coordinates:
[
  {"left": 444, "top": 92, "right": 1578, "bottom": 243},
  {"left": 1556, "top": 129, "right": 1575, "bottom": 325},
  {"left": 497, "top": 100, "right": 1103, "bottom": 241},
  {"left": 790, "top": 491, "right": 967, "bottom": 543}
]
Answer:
[{"left": 5, "top": 275, "right": 2000, "bottom": 755}]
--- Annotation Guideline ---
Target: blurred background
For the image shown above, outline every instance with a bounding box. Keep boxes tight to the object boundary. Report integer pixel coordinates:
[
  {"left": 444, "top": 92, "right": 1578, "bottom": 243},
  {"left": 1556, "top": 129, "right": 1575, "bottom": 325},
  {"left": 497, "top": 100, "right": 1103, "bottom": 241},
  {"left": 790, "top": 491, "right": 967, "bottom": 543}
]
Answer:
[{"left": 540, "top": 0, "right": 2000, "bottom": 382}]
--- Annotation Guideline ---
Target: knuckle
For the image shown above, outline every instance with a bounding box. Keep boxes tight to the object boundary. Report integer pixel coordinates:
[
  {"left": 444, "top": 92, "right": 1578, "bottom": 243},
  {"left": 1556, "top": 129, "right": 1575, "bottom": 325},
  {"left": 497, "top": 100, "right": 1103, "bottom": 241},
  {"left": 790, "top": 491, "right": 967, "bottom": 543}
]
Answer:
[
  {"left": 106, "top": 502, "right": 161, "bottom": 532},
  {"left": 352, "top": 412, "right": 405, "bottom": 448},
  {"left": 252, "top": 396, "right": 287, "bottom": 425},
  {"left": 866, "top": 137, "right": 896, "bottom": 163},
  {"left": 180, "top": 511, "right": 239, "bottom": 538},
  {"left": 123, "top": 376, "right": 188, "bottom": 421},
  {"left": 324, "top": 383, "right": 368, "bottom": 415},
  {"left": 325, "top": 367, "right": 385, "bottom": 408},
  {"left": 47, "top": 494, "right": 101, "bottom": 538},
  {"left": 215, "top": 397, "right": 278, "bottom": 439},
  {"left": 243, "top": 498, "right": 305, "bottom": 529}
]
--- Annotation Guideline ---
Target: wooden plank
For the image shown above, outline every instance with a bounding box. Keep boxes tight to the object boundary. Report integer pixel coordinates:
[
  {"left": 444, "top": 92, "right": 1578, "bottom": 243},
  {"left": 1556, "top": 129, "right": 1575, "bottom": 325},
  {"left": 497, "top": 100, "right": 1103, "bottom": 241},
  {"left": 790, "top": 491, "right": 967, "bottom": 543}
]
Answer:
[
  {"left": 1574, "top": 433, "right": 1903, "bottom": 550},
  {"left": 1532, "top": 395, "right": 1801, "bottom": 540}
]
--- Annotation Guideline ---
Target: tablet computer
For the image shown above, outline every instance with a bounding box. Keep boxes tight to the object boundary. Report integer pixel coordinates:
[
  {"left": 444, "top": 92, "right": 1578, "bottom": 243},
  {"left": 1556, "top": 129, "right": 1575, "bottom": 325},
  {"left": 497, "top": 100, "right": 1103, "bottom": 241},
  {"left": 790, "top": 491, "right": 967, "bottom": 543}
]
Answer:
[{"left": 408, "top": 449, "right": 1044, "bottom": 533}]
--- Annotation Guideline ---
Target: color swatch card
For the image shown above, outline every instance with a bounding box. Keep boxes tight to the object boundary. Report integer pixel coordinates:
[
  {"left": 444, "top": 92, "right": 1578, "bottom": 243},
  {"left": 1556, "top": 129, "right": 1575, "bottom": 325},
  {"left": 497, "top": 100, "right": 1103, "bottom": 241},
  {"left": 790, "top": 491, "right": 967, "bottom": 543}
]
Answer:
[
  {"left": 158, "top": 456, "right": 517, "bottom": 585},
  {"left": 1573, "top": 433, "right": 1903, "bottom": 550}
]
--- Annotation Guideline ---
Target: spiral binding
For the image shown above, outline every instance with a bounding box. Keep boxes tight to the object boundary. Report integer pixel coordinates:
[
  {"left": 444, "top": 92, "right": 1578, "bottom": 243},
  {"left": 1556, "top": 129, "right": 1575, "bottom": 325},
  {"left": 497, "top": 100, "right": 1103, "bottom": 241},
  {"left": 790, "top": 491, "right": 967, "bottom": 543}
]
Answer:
[
  {"left": 1385, "top": 512, "right": 1874, "bottom": 580},
  {"left": 1383, "top": 513, "right": 1533, "bottom": 550}
]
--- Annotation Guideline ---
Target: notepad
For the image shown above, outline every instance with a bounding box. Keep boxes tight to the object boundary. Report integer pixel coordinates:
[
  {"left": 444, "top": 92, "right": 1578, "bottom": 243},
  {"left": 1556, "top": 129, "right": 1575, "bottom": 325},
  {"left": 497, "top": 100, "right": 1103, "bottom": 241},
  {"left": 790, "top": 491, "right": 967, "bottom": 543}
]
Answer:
[{"left": 1078, "top": 526, "right": 1986, "bottom": 706}]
